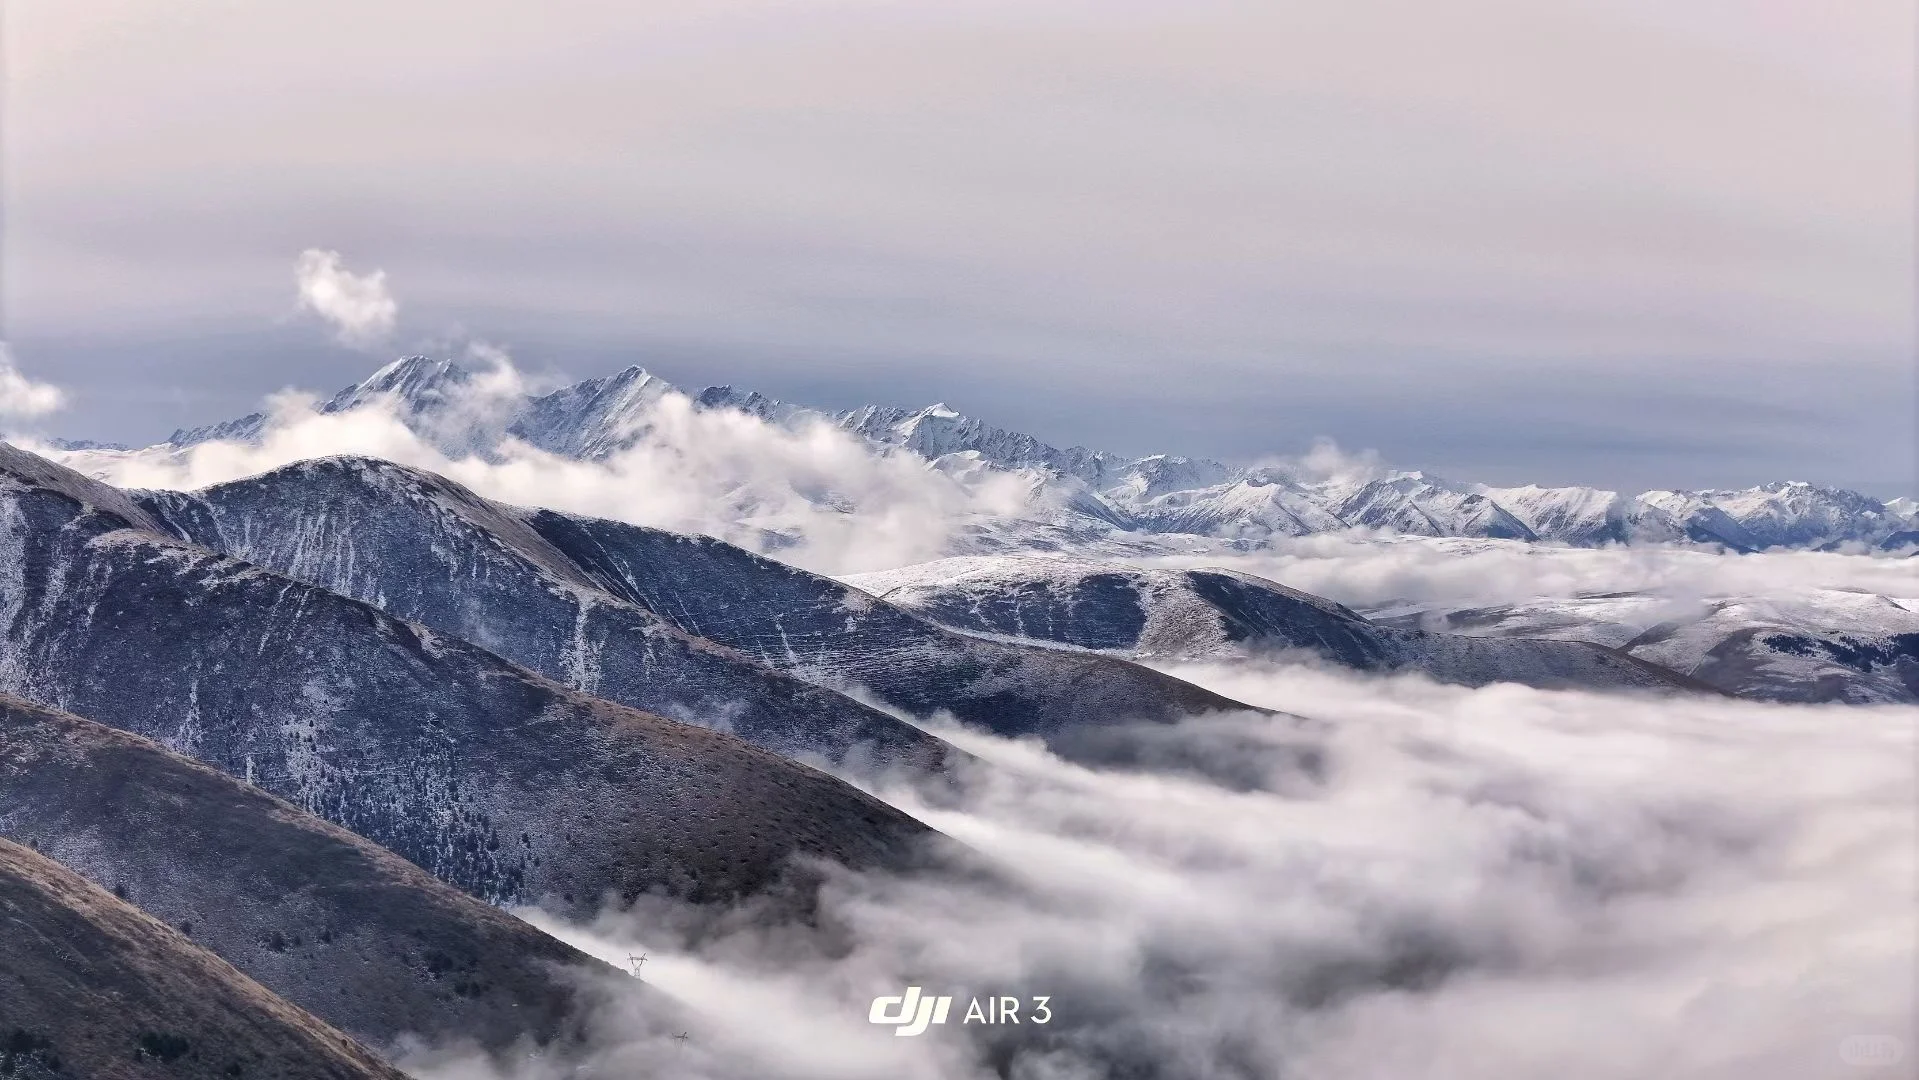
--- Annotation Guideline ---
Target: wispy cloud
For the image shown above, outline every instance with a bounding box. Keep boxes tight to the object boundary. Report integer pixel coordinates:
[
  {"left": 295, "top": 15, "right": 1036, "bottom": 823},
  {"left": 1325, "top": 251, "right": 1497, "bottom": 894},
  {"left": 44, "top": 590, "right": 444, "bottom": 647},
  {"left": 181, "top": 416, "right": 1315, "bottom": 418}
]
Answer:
[{"left": 295, "top": 249, "right": 398, "bottom": 348}]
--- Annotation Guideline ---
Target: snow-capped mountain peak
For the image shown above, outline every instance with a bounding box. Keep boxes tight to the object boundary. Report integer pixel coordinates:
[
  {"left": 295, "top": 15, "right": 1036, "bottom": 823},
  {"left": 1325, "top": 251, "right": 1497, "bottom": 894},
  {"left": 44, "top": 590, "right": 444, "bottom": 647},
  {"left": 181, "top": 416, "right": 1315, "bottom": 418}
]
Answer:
[
  {"left": 55, "top": 357, "right": 1919, "bottom": 555},
  {"left": 508, "top": 365, "right": 676, "bottom": 459}
]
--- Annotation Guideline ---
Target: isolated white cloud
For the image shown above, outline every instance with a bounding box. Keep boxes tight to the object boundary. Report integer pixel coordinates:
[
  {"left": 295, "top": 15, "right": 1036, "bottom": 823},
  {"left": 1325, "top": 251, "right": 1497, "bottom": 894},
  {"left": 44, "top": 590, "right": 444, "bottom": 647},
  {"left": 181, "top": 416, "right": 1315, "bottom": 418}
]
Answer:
[
  {"left": 295, "top": 248, "right": 398, "bottom": 347},
  {"left": 1248, "top": 437, "right": 1387, "bottom": 485},
  {"left": 0, "top": 344, "right": 66, "bottom": 418},
  {"left": 405, "top": 662, "right": 1913, "bottom": 1080}
]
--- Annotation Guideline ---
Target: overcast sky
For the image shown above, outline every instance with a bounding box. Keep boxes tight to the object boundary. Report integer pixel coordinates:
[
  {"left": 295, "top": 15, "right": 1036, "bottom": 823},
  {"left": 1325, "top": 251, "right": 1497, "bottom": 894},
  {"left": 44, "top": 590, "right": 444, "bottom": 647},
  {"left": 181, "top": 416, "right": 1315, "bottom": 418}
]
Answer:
[{"left": 6, "top": 0, "right": 1913, "bottom": 495}]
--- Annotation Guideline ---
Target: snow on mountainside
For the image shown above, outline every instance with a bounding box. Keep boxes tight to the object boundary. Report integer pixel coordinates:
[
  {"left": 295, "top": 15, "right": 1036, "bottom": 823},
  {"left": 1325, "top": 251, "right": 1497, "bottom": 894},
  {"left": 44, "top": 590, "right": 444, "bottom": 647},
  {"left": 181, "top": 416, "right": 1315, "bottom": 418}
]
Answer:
[
  {"left": 0, "top": 443, "right": 933, "bottom": 918},
  {"left": 136, "top": 454, "right": 1247, "bottom": 751},
  {"left": 1365, "top": 588, "right": 1919, "bottom": 705},
  {"left": 1123, "top": 468, "right": 1347, "bottom": 540},
  {"left": 54, "top": 356, "right": 1919, "bottom": 554},
  {"left": 1474, "top": 485, "right": 1688, "bottom": 546},
  {"left": 136, "top": 456, "right": 954, "bottom": 771},
  {"left": 510, "top": 365, "right": 680, "bottom": 458},
  {"left": 1652, "top": 483, "right": 1907, "bottom": 550},
  {"left": 1325, "top": 472, "right": 1537, "bottom": 540}
]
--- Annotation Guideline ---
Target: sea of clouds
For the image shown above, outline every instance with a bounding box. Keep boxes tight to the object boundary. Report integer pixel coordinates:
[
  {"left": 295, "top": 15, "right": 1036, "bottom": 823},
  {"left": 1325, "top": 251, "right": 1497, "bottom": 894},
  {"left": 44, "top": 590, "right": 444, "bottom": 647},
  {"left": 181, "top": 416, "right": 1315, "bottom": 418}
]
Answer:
[{"left": 403, "top": 662, "right": 1914, "bottom": 1080}]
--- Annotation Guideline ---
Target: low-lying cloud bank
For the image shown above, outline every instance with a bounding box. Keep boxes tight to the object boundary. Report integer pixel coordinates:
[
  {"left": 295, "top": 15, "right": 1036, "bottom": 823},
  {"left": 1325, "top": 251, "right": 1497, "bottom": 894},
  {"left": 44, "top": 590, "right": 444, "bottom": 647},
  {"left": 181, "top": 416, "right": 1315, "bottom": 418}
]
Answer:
[
  {"left": 1154, "top": 533, "right": 1919, "bottom": 615},
  {"left": 412, "top": 664, "right": 1914, "bottom": 1080},
  {"left": 48, "top": 387, "right": 1919, "bottom": 605}
]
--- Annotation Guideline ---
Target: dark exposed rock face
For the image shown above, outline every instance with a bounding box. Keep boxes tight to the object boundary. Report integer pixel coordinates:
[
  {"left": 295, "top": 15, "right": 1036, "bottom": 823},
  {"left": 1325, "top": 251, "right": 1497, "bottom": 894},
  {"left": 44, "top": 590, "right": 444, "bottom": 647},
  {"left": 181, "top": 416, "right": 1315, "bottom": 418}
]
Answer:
[
  {"left": 136, "top": 456, "right": 951, "bottom": 771},
  {"left": 0, "top": 695, "right": 622, "bottom": 1057},
  {"left": 0, "top": 444, "right": 933, "bottom": 921},
  {"left": 133, "top": 455, "right": 1255, "bottom": 742},
  {"left": 0, "top": 837, "right": 405, "bottom": 1080}
]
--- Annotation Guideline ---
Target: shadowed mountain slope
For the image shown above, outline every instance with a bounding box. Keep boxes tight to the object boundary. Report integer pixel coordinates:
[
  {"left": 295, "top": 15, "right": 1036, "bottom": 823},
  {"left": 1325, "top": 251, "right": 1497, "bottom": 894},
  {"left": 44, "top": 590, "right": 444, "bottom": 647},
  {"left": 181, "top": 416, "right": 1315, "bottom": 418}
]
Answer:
[
  {"left": 0, "top": 694, "right": 625, "bottom": 1057},
  {"left": 522, "top": 509, "right": 1256, "bottom": 734}
]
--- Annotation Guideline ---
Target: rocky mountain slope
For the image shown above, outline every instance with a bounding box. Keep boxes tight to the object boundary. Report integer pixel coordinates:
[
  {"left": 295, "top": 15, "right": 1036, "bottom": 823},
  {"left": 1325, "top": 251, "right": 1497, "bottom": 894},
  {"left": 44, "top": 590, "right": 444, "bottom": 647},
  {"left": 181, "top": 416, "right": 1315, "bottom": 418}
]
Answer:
[
  {"left": 133, "top": 454, "right": 1254, "bottom": 746},
  {"left": 0, "top": 837, "right": 405, "bottom": 1080},
  {"left": 136, "top": 456, "right": 951, "bottom": 771},
  {"left": 55, "top": 356, "right": 1917, "bottom": 554},
  {"left": 0, "top": 694, "right": 622, "bottom": 1057},
  {"left": 0, "top": 443, "right": 934, "bottom": 918},
  {"left": 844, "top": 556, "right": 1710, "bottom": 694}
]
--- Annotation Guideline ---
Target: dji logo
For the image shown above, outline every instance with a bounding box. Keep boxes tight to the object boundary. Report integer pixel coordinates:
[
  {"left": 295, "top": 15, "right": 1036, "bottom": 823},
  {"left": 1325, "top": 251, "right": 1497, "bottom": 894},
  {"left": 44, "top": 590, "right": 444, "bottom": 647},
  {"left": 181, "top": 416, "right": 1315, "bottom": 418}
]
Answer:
[
  {"left": 1839, "top": 1034, "right": 1906, "bottom": 1068},
  {"left": 869, "top": 987, "right": 1052, "bottom": 1037}
]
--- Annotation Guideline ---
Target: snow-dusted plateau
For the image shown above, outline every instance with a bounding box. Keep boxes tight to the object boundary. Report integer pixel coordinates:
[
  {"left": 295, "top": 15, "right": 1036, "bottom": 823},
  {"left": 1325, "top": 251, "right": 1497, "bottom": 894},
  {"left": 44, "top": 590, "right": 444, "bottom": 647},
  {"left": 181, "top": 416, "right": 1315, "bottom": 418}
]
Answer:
[{"left": 2, "top": 356, "right": 1912, "bottom": 1079}]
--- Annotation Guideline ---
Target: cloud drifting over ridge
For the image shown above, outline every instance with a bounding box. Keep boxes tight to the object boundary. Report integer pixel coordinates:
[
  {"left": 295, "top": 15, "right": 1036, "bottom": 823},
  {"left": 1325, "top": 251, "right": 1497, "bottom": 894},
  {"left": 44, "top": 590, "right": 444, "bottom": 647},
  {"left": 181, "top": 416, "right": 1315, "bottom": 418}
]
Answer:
[
  {"left": 37, "top": 362, "right": 1033, "bottom": 574},
  {"left": 408, "top": 663, "right": 1913, "bottom": 1080},
  {"left": 38, "top": 347, "right": 1919, "bottom": 591},
  {"left": 295, "top": 249, "right": 399, "bottom": 348}
]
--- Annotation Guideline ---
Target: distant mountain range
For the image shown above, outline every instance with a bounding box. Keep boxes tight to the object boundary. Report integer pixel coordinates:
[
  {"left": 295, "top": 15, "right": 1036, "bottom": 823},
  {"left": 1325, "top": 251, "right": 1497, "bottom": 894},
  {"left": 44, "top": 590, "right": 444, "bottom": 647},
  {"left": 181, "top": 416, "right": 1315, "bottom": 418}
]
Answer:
[
  {"left": 56, "top": 355, "right": 1911, "bottom": 555},
  {"left": 844, "top": 554, "right": 1919, "bottom": 705}
]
